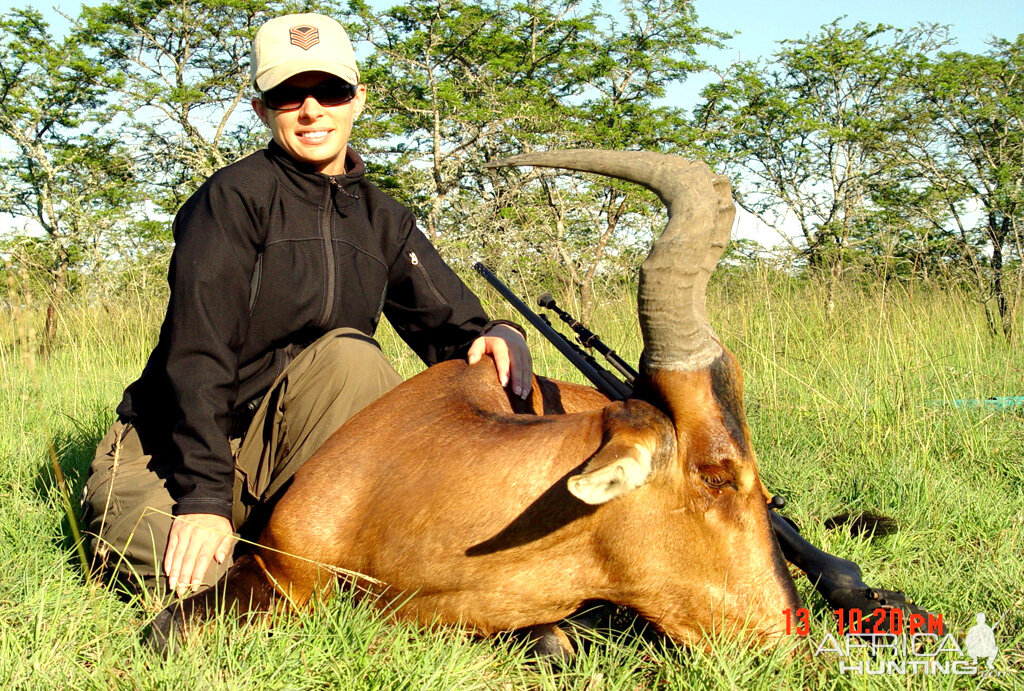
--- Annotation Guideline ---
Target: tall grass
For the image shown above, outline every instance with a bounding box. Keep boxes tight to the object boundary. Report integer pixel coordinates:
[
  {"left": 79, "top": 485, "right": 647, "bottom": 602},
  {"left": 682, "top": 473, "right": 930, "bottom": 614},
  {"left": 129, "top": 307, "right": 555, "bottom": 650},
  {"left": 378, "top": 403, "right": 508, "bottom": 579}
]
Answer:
[{"left": 1, "top": 269, "right": 1021, "bottom": 689}]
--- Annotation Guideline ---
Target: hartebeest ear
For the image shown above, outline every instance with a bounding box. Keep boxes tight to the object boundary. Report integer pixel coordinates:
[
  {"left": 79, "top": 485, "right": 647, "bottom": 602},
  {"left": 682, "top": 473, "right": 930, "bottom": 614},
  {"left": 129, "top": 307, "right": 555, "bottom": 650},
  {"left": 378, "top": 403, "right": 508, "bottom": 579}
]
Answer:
[
  {"left": 568, "top": 399, "right": 675, "bottom": 505},
  {"left": 568, "top": 438, "right": 654, "bottom": 505}
]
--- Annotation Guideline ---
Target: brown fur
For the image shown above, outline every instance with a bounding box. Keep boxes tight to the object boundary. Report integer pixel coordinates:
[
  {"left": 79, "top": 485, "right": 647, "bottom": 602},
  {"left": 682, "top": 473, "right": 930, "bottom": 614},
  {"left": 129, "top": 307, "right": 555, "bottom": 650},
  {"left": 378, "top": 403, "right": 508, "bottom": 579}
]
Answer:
[{"left": 171, "top": 349, "right": 799, "bottom": 646}]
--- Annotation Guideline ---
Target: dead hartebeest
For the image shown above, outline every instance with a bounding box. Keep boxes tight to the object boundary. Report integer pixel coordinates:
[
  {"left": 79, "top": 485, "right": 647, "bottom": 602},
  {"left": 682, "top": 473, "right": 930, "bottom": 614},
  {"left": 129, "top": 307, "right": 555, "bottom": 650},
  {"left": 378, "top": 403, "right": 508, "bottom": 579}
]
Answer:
[{"left": 151, "top": 150, "right": 802, "bottom": 651}]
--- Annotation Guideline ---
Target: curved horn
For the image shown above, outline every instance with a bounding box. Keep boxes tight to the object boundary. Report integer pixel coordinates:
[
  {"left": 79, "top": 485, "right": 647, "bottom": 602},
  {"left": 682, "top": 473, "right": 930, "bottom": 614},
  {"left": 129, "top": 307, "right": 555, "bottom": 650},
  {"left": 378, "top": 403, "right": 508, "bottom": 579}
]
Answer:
[{"left": 487, "top": 150, "right": 735, "bottom": 372}]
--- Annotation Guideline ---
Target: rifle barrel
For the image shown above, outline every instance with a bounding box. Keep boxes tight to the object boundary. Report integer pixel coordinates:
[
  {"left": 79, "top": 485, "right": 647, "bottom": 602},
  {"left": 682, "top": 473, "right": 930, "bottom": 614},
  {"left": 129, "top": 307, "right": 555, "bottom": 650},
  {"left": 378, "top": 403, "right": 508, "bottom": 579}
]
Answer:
[{"left": 473, "top": 263, "right": 632, "bottom": 400}]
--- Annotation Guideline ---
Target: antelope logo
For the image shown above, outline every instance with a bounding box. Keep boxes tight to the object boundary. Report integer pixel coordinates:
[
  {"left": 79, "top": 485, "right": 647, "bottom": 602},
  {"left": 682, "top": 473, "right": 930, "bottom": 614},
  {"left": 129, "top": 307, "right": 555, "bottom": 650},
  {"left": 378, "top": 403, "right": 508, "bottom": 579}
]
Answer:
[{"left": 289, "top": 25, "right": 319, "bottom": 50}]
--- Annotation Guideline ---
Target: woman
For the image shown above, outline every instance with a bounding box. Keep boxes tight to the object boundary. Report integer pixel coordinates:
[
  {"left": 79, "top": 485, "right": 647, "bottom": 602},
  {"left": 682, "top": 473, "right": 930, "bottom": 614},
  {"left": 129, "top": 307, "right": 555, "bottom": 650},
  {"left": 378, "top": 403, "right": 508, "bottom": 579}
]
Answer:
[{"left": 84, "top": 13, "right": 531, "bottom": 598}]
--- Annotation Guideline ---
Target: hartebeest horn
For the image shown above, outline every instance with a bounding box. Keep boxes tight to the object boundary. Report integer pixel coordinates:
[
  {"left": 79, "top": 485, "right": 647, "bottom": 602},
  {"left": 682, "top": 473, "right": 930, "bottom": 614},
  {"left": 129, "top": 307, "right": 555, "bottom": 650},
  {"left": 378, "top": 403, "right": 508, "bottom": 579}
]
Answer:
[{"left": 487, "top": 150, "right": 735, "bottom": 372}]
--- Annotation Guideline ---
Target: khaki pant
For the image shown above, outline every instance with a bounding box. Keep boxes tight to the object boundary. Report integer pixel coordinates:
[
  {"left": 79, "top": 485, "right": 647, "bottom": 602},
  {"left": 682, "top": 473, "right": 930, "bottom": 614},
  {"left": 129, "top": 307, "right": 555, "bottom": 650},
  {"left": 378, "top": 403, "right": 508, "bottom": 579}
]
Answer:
[{"left": 83, "top": 328, "right": 403, "bottom": 594}]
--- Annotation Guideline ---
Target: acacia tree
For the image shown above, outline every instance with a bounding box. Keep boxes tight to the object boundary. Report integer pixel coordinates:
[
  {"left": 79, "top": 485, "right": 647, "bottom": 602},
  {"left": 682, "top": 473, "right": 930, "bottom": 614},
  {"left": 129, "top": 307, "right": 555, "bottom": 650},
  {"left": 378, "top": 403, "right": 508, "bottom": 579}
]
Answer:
[
  {"left": 0, "top": 8, "right": 136, "bottom": 350},
  {"left": 350, "top": 0, "right": 593, "bottom": 236},
  {"left": 77, "top": 0, "right": 329, "bottom": 215},
  {"left": 353, "top": 0, "right": 721, "bottom": 317},
  {"left": 888, "top": 37, "right": 1024, "bottom": 338},
  {"left": 694, "top": 20, "right": 949, "bottom": 290},
  {"left": 351, "top": 0, "right": 613, "bottom": 307}
]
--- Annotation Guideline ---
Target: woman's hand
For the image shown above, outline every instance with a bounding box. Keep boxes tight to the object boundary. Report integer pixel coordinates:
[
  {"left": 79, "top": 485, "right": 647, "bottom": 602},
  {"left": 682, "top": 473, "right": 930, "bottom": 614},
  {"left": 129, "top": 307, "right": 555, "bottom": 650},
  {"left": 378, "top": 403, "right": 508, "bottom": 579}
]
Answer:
[
  {"left": 467, "top": 324, "right": 533, "bottom": 399},
  {"left": 164, "top": 513, "right": 236, "bottom": 596}
]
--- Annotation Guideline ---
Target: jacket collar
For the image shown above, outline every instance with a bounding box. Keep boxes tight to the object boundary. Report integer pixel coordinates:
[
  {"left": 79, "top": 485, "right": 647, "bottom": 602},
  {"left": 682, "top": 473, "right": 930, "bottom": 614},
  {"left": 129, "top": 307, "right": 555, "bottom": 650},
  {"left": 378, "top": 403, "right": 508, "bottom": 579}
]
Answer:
[{"left": 265, "top": 140, "right": 366, "bottom": 202}]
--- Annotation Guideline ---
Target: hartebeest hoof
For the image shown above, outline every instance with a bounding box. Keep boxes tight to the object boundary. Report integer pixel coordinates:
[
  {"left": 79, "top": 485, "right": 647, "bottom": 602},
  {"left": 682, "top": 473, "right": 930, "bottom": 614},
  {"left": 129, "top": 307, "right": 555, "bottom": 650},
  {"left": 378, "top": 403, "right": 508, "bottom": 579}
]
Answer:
[
  {"left": 146, "top": 602, "right": 184, "bottom": 655},
  {"left": 518, "top": 623, "right": 575, "bottom": 661}
]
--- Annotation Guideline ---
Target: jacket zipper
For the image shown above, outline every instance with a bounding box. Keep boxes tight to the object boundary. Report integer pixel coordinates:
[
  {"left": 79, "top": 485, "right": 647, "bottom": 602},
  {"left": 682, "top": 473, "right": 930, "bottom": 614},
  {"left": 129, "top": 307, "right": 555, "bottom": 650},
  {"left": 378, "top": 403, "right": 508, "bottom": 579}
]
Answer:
[
  {"left": 408, "top": 250, "right": 446, "bottom": 303},
  {"left": 317, "top": 177, "right": 338, "bottom": 327}
]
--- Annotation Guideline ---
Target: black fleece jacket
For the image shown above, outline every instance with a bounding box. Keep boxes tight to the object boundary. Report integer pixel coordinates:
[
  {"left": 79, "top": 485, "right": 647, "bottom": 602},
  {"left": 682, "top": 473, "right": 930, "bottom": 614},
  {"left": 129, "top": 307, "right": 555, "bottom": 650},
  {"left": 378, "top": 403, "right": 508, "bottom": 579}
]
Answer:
[{"left": 117, "top": 142, "right": 491, "bottom": 519}]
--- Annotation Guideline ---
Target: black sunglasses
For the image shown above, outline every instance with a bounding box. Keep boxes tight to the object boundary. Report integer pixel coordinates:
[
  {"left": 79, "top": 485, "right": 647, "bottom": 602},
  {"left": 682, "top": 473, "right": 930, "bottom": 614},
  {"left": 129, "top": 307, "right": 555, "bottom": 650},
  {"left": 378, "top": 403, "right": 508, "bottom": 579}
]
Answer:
[{"left": 260, "top": 78, "right": 358, "bottom": 111}]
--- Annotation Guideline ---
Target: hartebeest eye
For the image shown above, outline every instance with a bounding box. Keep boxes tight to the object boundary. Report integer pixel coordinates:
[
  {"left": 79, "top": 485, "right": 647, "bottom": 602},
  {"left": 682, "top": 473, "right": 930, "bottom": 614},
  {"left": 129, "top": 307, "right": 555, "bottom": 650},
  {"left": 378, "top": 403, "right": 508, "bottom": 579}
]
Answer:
[{"left": 698, "top": 464, "right": 736, "bottom": 491}]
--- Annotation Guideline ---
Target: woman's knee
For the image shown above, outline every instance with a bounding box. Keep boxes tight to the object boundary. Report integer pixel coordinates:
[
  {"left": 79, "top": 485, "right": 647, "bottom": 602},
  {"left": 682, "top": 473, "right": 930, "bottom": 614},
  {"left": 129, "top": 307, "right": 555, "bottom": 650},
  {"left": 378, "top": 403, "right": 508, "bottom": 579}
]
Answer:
[{"left": 303, "top": 329, "right": 403, "bottom": 398}]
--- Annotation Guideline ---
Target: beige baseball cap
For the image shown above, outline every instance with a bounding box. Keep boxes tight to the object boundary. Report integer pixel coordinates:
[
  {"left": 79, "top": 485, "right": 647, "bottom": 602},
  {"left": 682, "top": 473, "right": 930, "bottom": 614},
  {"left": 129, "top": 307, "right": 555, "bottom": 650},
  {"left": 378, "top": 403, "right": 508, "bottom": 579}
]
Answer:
[{"left": 251, "top": 13, "right": 360, "bottom": 92}]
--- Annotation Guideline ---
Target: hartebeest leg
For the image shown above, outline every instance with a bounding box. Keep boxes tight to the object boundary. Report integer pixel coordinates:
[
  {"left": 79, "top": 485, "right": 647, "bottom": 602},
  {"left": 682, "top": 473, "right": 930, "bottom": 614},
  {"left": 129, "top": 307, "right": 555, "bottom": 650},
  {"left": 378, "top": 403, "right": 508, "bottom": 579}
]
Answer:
[
  {"left": 515, "top": 623, "right": 575, "bottom": 660},
  {"left": 147, "top": 554, "right": 281, "bottom": 653}
]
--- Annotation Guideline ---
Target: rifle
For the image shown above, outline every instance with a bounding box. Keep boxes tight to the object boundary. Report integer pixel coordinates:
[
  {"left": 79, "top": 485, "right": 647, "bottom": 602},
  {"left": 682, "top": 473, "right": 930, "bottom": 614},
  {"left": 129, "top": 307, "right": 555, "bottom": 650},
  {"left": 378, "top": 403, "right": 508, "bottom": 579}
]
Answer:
[
  {"left": 474, "top": 262, "right": 930, "bottom": 629},
  {"left": 473, "top": 263, "right": 631, "bottom": 400}
]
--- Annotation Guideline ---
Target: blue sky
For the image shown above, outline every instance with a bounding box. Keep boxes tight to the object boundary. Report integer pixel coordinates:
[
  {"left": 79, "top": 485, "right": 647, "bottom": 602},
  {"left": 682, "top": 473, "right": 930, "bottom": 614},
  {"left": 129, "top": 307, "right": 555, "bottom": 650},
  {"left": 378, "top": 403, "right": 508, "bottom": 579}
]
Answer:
[{"left": 696, "top": 0, "right": 1018, "bottom": 59}]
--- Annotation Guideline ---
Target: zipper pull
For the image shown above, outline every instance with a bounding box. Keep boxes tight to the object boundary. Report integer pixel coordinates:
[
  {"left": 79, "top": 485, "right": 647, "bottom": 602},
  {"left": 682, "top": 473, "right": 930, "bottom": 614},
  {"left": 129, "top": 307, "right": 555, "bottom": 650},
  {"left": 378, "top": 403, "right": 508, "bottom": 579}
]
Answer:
[{"left": 408, "top": 251, "right": 419, "bottom": 266}]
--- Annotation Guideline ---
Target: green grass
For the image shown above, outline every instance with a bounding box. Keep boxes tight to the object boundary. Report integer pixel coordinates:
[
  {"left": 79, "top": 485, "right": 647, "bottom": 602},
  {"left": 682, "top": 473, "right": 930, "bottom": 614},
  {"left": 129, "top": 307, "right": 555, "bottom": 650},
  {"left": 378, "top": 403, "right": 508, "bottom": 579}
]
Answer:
[{"left": 2, "top": 269, "right": 1022, "bottom": 689}]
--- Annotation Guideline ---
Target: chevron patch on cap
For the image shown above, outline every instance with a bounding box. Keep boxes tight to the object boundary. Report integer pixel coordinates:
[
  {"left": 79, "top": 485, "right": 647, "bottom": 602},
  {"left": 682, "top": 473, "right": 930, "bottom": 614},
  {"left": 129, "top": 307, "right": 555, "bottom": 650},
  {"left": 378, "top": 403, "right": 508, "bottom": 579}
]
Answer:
[{"left": 289, "top": 25, "right": 320, "bottom": 50}]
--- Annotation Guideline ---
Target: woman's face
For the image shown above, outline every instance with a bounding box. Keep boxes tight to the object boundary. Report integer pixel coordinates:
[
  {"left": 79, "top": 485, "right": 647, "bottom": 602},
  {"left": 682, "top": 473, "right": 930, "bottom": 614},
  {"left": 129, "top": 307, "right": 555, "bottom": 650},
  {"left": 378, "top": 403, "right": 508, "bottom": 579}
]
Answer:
[{"left": 252, "top": 71, "right": 366, "bottom": 176}]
